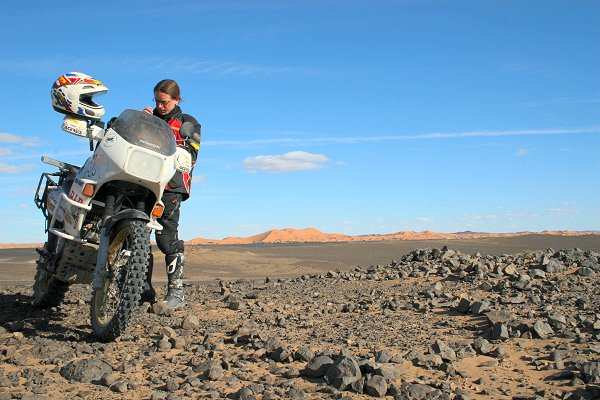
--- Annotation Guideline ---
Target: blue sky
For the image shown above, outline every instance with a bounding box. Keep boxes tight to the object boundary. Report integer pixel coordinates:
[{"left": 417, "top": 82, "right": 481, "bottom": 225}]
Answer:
[{"left": 0, "top": 0, "right": 598, "bottom": 243}]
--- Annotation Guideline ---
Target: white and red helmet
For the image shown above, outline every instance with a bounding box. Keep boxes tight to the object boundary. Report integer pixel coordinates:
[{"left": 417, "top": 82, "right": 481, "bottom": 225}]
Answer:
[{"left": 51, "top": 72, "right": 108, "bottom": 120}]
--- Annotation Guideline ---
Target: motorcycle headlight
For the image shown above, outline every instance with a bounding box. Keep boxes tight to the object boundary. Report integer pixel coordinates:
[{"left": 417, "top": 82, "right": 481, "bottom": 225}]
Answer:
[{"left": 127, "top": 150, "right": 163, "bottom": 181}]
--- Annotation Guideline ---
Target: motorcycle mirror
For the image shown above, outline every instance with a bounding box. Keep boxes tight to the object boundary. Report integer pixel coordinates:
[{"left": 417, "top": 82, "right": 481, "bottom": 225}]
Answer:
[{"left": 180, "top": 122, "right": 195, "bottom": 139}]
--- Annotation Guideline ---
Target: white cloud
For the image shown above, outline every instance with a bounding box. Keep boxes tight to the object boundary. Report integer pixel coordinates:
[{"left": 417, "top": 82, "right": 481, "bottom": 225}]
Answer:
[
  {"left": 548, "top": 207, "right": 577, "bottom": 217},
  {"left": 516, "top": 148, "right": 530, "bottom": 156},
  {"left": 205, "top": 126, "right": 600, "bottom": 148},
  {"left": 0, "top": 163, "right": 38, "bottom": 174},
  {"left": 242, "top": 151, "right": 330, "bottom": 173},
  {"left": 0, "top": 132, "right": 45, "bottom": 174},
  {"left": 0, "top": 132, "right": 41, "bottom": 148},
  {"left": 0, "top": 133, "right": 22, "bottom": 143},
  {"left": 193, "top": 175, "right": 205, "bottom": 183},
  {"left": 505, "top": 97, "right": 600, "bottom": 109},
  {"left": 501, "top": 61, "right": 558, "bottom": 79},
  {"left": 415, "top": 217, "right": 434, "bottom": 223},
  {"left": 0, "top": 57, "right": 304, "bottom": 78}
]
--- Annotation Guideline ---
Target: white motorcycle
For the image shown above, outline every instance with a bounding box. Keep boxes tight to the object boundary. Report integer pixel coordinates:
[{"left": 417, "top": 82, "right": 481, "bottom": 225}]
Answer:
[{"left": 33, "top": 110, "right": 192, "bottom": 341}]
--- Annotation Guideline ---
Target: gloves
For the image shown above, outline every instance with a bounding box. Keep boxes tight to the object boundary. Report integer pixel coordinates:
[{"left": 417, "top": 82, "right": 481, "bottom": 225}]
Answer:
[{"left": 174, "top": 146, "right": 192, "bottom": 173}]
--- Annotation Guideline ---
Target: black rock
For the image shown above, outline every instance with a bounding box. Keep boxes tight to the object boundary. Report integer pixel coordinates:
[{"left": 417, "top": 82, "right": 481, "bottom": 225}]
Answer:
[
  {"left": 470, "top": 300, "right": 491, "bottom": 315},
  {"left": 543, "top": 258, "right": 565, "bottom": 273},
  {"left": 577, "top": 267, "right": 596, "bottom": 276},
  {"left": 376, "top": 363, "right": 400, "bottom": 380},
  {"left": 238, "top": 386, "right": 256, "bottom": 400},
  {"left": 270, "top": 346, "right": 293, "bottom": 363},
  {"left": 60, "top": 358, "right": 113, "bottom": 383},
  {"left": 398, "top": 383, "right": 438, "bottom": 400},
  {"left": 485, "top": 310, "right": 515, "bottom": 325},
  {"left": 567, "top": 385, "right": 600, "bottom": 400},
  {"left": 364, "top": 374, "right": 388, "bottom": 397},
  {"left": 544, "top": 370, "right": 575, "bottom": 381},
  {"left": 533, "top": 320, "right": 554, "bottom": 339},
  {"left": 294, "top": 347, "right": 315, "bottom": 362},
  {"left": 580, "top": 362, "right": 600, "bottom": 383},
  {"left": 304, "top": 355, "right": 334, "bottom": 378},
  {"left": 287, "top": 386, "right": 306, "bottom": 399},
  {"left": 350, "top": 376, "right": 366, "bottom": 394},
  {"left": 490, "top": 322, "right": 509, "bottom": 340},
  {"left": 473, "top": 338, "right": 495, "bottom": 355},
  {"left": 193, "top": 359, "right": 224, "bottom": 381},
  {"left": 375, "top": 348, "right": 394, "bottom": 364},
  {"left": 324, "top": 355, "right": 362, "bottom": 390},
  {"left": 456, "top": 298, "right": 471, "bottom": 314},
  {"left": 151, "top": 302, "right": 174, "bottom": 316},
  {"left": 414, "top": 354, "right": 443, "bottom": 369},
  {"left": 432, "top": 340, "right": 456, "bottom": 362}
]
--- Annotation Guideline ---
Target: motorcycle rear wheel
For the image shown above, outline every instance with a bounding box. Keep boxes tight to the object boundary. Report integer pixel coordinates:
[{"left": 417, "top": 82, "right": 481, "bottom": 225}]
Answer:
[
  {"left": 90, "top": 219, "right": 149, "bottom": 342},
  {"left": 32, "top": 235, "right": 69, "bottom": 308}
]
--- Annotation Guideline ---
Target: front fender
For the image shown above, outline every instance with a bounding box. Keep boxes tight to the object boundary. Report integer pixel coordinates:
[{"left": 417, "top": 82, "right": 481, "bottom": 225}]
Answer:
[
  {"left": 103, "top": 209, "right": 150, "bottom": 233},
  {"left": 92, "top": 210, "right": 150, "bottom": 289}
]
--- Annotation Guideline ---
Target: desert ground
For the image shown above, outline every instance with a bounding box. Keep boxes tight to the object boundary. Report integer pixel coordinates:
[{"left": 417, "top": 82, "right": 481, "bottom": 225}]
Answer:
[
  {"left": 1, "top": 234, "right": 599, "bottom": 399},
  {"left": 2, "top": 234, "right": 598, "bottom": 286}
]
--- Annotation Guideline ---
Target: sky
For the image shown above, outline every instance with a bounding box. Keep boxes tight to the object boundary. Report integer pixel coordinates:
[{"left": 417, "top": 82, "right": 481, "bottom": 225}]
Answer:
[{"left": 0, "top": 0, "right": 598, "bottom": 243}]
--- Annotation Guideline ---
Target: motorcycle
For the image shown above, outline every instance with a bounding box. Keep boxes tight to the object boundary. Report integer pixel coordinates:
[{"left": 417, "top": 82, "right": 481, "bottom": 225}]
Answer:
[{"left": 33, "top": 109, "right": 193, "bottom": 341}]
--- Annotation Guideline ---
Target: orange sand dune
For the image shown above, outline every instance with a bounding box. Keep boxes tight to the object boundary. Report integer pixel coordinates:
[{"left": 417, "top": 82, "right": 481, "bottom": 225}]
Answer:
[
  {"left": 0, "top": 243, "right": 44, "bottom": 249},
  {"left": 189, "top": 228, "right": 351, "bottom": 245},
  {"left": 186, "top": 228, "right": 598, "bottom": 245}
]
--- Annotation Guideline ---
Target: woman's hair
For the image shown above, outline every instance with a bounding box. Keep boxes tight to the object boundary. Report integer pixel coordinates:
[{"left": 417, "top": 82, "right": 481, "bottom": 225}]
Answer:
[{"left": 154, "top": 79, "right": 181, "bottom": 100}]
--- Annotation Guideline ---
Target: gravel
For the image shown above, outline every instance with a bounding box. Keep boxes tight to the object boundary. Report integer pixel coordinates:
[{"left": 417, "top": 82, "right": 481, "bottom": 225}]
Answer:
[{"left": 1, "top": 246, "right": 600, "bottom": 399}]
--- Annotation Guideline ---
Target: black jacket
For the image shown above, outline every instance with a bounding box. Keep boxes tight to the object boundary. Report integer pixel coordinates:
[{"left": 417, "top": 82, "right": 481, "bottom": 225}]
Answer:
[{"left": 154, "top": 105, "right": 201, "bottom": 200}]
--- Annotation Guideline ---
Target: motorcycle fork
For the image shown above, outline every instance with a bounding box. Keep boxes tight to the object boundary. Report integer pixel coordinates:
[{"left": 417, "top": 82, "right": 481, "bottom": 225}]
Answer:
[{"left": 92, "top": 190, "right": 116, "bottom": 289}]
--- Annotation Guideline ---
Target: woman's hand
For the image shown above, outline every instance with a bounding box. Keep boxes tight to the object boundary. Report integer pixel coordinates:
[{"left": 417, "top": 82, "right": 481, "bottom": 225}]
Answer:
[{"left": 143, "top": 106, "right": 153, "bottom": 114}]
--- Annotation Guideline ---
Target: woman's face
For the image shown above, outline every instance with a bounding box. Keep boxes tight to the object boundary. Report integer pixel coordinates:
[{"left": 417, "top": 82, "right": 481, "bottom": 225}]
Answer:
[{"left": 154, "top": 91, "right": 179, "bottom": 115}]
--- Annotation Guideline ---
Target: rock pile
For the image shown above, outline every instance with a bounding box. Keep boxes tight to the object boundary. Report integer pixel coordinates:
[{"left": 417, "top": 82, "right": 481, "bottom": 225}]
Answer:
[{"left": 0, "top": 246, "right": 599, "bottom": 399}]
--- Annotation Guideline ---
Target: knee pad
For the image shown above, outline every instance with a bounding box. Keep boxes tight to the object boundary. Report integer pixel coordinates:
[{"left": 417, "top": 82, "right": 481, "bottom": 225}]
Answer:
[{"left": 156, "top": 234, "right": 182, "bottom": 255}]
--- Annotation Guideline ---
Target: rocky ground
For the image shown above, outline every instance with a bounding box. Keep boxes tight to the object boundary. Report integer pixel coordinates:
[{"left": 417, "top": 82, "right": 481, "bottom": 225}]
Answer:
[{"left": 1, "top": 246, "right": 600, "bottom": 399}]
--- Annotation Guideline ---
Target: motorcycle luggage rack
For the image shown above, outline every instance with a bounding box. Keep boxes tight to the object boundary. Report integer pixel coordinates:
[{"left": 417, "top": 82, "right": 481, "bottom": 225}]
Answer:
[
  {"left": 34, "top": 172, "right": 58, "bottom": 219},
  {"left": 34, "top": 156, "right": 81, "bottom": 215}
]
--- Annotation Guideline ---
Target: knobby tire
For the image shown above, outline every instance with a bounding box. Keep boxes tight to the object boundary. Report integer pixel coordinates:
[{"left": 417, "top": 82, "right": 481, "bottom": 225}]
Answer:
[
  {"left": 90, "top": 219, "right": 149, "bottom": 342},
  {"left": 32, "top": 236, "right": 69, "bottom": 308}
]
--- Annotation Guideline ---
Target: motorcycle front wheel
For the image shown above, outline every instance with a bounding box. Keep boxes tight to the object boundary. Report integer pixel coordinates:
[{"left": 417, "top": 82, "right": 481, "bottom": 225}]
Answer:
[{"left": 90, "top": 219, "right": 149, "bottom": 342}]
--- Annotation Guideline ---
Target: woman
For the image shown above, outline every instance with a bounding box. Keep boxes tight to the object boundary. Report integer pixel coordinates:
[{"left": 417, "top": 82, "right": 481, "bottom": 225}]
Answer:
[{"left": 142, "top": 79, "right": 201, "bottom": 309}]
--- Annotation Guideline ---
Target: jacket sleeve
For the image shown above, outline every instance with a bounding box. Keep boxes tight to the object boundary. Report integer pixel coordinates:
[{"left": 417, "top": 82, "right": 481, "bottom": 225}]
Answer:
[{"left": 181, "top": 114, "right": 201, "bottom": 163}]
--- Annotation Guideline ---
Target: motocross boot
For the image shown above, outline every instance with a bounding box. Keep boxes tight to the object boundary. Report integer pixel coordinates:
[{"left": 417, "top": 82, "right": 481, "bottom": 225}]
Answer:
[
  {"left": 163, "top": 252, "right": 185, "bottom": 309},
  {"left": 139, "top": 251, "right": 156, "bottom": 304}
]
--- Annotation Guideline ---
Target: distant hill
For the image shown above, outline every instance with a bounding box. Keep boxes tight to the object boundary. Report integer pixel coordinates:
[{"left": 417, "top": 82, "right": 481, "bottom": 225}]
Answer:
[
  {"left": 0, "top": 243, "right": 44, "bottom": 249},
  {"left": 2, "top": 228, "right": 595, "bottom": 248},
  {"left": 186, "top": 228, "right": 597, "bottom": 245}
]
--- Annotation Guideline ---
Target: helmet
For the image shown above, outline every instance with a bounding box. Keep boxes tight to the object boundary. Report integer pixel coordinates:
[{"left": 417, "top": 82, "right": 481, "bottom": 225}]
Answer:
[{"left": 51, "top": 72, "right": 108, "bottom": 120}]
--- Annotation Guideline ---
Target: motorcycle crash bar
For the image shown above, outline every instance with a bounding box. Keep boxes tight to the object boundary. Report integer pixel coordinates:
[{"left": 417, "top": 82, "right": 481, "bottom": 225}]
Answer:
[{"left": 48, "top": 191, "right": 92, "bottom": 243}]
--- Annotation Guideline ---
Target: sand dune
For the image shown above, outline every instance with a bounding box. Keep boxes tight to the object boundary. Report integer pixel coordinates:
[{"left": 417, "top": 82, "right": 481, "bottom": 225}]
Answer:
[
  {"left": 2, "top": 228, "right": 595, "bottom": 249},
  {"left": 0, "top": 243, "right": 44, "bottom": 249},
  {"left": 186, "top": 227, "right": 597, "bottom": 245}
]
